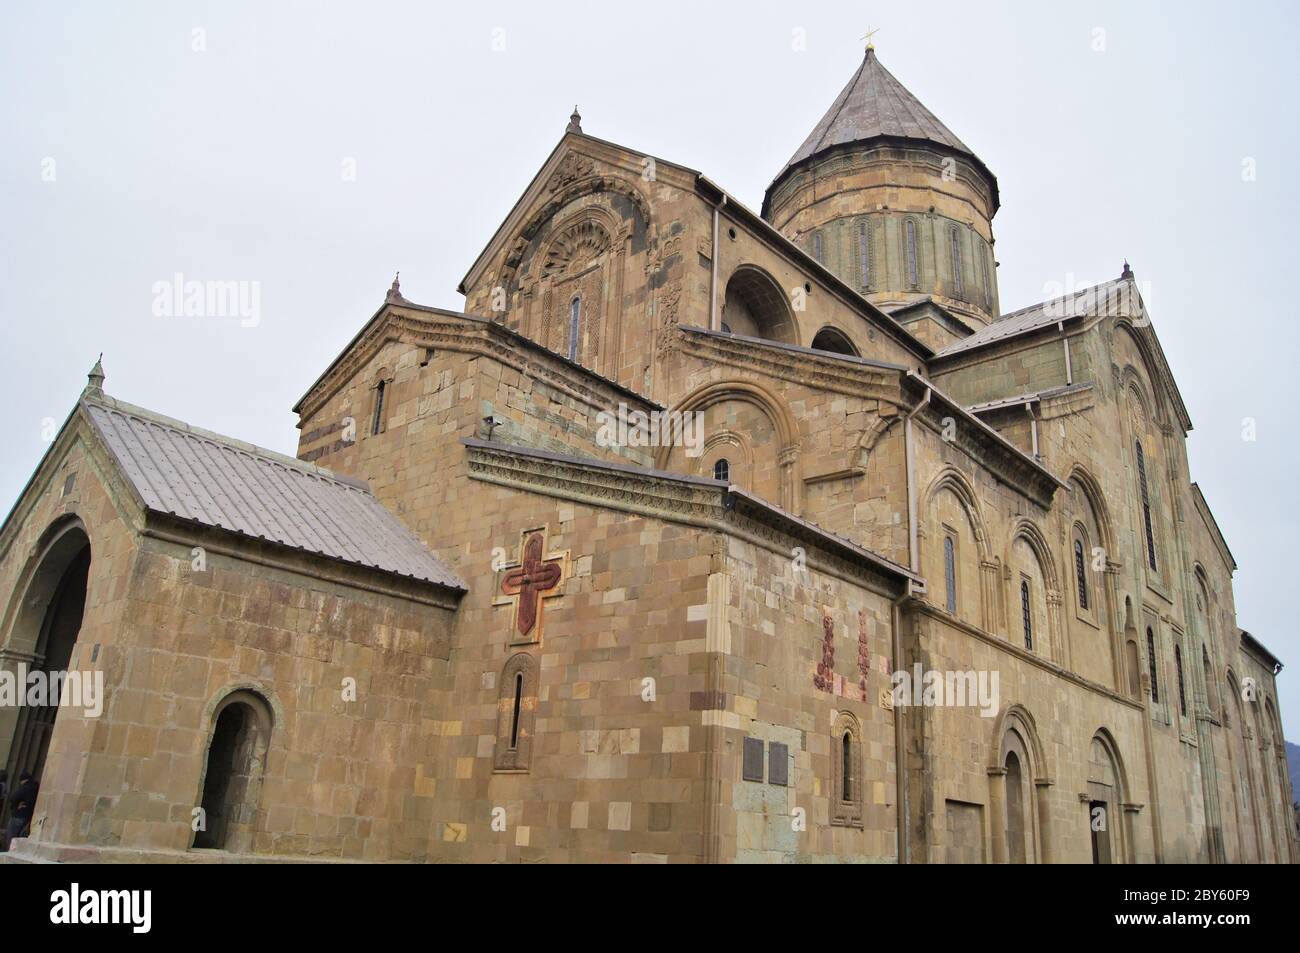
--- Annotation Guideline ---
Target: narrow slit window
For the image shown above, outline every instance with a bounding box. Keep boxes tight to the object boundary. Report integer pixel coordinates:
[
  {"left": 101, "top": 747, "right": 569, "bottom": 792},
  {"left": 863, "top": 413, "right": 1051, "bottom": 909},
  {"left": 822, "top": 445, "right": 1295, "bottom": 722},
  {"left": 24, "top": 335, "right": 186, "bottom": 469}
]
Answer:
[
  {"left": 1020, "top": 580, "right": 1033, "bottom": 650},
  {"left": 510, "top": 672, "right": 524, "bottom": 748},
  {"left": 981, "top": 247, "right": 992, "bottom": 306},
  {"left": 1135, "top": 440, "right": 1158, "bottom": 572},
  {"left": 813, "top": 231, "right": 824, "bottom": 264},
  {"left": 905, "top": 220, "right": 918, "bottom": 287},
  {"left": 841, "top": 731, "right": 853, "bottom": 802},
  {"left": 950, "top": 226, "right": 963, "bottom": 296},
  {"left": 568, "top": 297, "right": 581, "bottom": 361},
  {"left": 371, "top": 380, "right": 386, "bottom": 436},
  {"left": 1074, "top": 538, "right": 1089, "bottom": 610},
  {"left": 858, "top": 222, "right": 871, "bottom": 288},
  {"left": 944, "top": 536, "right": 957, "bottom": 614},
  {"left": 1147, "top": 627, "right": 1160, "bottom": 703},
  {"left": 1175, "top": 645, "right": 1187, "bottom": 717}
]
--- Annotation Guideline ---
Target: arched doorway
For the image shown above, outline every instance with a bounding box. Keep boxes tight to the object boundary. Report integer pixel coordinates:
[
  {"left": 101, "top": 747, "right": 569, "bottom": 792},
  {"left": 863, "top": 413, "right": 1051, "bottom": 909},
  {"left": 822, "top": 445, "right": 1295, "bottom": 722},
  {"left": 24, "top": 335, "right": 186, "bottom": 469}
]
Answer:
[
  {"left": 1087, "top": 731, "right": 1130, "bottom": 863},
  {"left": 2, "top": 519, "right": 91, "bottom": 834},
  {"left": 1005, "top": 750, "right": 1028, "bottom": 863},
  {"left": 193, "top": 690, "right": 272, "bottom": 851}
]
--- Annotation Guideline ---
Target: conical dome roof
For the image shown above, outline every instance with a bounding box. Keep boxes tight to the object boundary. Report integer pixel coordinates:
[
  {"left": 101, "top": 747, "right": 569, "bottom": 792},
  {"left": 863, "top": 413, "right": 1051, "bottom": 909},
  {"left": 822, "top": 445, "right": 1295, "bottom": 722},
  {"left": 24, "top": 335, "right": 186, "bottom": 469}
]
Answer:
[{"left": 766, "top": 49, "right": 996, "bottom": 210}]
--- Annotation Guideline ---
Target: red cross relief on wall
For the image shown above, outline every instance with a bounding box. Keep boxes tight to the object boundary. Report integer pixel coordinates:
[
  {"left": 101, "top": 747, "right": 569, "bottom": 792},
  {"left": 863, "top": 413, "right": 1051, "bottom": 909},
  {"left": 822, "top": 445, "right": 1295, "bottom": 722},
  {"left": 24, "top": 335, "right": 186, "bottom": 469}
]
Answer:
[{"left": 497, "top": 529, "right": 567, "bottom": 643}]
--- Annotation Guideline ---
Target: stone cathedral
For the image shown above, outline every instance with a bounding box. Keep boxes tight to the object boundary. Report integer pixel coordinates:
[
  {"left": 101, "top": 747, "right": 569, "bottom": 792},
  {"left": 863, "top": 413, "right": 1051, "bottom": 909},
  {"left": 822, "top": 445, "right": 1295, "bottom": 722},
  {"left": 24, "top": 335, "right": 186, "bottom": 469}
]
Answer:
[{"left": 0, "top": 47, "right": 1294, "bottom": 864}]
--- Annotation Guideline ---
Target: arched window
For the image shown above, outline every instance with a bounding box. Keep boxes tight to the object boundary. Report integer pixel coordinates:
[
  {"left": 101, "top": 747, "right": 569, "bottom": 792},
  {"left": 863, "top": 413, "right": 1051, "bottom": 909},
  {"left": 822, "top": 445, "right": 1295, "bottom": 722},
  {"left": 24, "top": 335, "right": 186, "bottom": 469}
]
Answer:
[
  {"left": 713, "top": 458, "right": 730, "bottom": 483},
  {"left": 721, "top": 267, "right": 797, "bottom": 343},
  {"left": 1146, "top": 627, "right": 1159, "bottom": 703},
  {"left": 510, "top": 672, "right": 524, "bottom": 748},
  {"left": 371, "top": 380, "right": 387, "bottom": 436},
  {"left": 1202, "top": 645, "right": 1216, "bottom": 718},
  {"left": 495, "top": 653, "right": 538, "bottom": 772},
  {"left": 1175, "top": 645, "right": 1187, "bottom": 717},
  {"left": 858, "top": 221, "right": 872, "bottom": 289},
  {"left": 949, "top": 226, "right": 963, "bottom": 297},
  {"left": 810, "top": 326, "right": 859, "bottom": 356},
  {"left": 812, "top": 231, "right": 824, "bottom": 264},
  {"left": 841, "top": 731, "right": 853, "bottom": 802},
  {"left": 904, "top": 220, "right": 919, "bottom": 287},
  {"left": 944, "top": 535, "right": 957, "bottom": 614},
  {"left": 567, "top": 296, "right": 581, "bottom": 361},
  {"left": 830, "top": 712, "right": 863, "bottom": 827},
  {"left": 1020, "top": 579, "right": 1033, "bottom": 650},
  {"left": 1074, "top": 538, "right": 1089, "bottom": 610},
  {"left": 1135, "top": 440, "right": 1157, "bottom": 572}
]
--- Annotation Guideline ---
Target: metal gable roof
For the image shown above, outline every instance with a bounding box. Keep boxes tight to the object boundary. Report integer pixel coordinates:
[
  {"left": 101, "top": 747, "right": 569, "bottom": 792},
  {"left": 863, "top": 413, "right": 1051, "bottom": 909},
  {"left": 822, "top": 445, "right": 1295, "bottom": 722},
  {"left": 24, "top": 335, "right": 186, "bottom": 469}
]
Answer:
[{"left": 83, "top": 397, "right": 464, "bottom": 590}]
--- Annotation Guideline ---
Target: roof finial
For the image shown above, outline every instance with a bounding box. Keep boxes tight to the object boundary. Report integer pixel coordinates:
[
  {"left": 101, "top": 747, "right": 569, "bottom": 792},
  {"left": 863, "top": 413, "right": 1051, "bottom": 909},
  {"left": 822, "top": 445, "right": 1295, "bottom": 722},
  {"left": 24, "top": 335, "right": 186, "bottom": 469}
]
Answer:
[
  {"left": 1120, "top": 260, "right": 1134, "bottom": 281},
  {"left": 862, "top": 26, "right": 880, "bottom": 53},
  {"left": 386, "top": 271, "right": 406, "bottom": 303},
  {"left": 566, "top": 106, "right": 582, "bottom": 134},
  {"left": 84, "top": 353, "right": 105, "bottom": 397}
]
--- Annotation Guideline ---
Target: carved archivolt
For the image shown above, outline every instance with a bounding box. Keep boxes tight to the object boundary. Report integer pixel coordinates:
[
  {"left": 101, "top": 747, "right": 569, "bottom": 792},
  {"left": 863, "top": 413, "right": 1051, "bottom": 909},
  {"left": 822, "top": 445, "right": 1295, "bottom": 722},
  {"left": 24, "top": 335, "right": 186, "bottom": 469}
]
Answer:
[{"left": 541, "top": 218, "right": 612, "bottom": 279}]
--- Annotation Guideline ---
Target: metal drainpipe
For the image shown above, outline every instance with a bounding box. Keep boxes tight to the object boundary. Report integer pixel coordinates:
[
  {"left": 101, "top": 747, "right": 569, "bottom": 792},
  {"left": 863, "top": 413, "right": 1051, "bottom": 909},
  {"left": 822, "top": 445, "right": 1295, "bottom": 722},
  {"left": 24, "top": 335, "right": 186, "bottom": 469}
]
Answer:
[
  {"left": 1026, "top": 401, "right": 1039, "bottom": 459},
  {"left": 710, "top": 197, "right": 727, "bottom": 331},
  {"left": 892, "top": 580, "right": 913, "bottom": 864},
  {"left": 1059, "top": 321, "right": 1073, "bottom": 385},
  {"left": 904, "top": 381, "right": 931, "bottom": 573},
  {"left": 896, "top": 380, "right": 929, "bottom": 865}
]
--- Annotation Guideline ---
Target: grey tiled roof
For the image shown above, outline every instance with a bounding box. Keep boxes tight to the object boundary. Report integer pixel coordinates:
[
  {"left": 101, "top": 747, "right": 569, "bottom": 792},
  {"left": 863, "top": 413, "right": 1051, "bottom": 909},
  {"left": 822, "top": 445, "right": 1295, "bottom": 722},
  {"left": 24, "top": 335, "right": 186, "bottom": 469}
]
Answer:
[
  {"left": 83, "top": 397, "right": 464, "bottom": 589},
  {"left": 935, "top": 278, "right": 1128, "bottom": 359},
  {"left": 776, "top": 49, "right": 978, "bottom": 180}
]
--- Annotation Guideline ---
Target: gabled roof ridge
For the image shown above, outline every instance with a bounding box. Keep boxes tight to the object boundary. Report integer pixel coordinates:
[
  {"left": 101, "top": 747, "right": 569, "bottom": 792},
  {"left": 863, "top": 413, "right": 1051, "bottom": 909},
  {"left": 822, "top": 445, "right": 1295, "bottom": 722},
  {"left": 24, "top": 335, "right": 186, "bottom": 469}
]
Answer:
[{"left": 83, "top": 393, "right": 368, "bottom": 492}]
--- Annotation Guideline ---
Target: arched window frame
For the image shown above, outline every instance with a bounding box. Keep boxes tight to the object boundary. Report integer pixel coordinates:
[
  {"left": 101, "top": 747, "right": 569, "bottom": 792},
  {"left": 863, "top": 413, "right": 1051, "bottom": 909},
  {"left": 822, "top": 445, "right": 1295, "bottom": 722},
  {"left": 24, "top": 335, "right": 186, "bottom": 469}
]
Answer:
[
  {"left": 830, "top": 712, "right": 864, "bottom": 828},
  {"left": 949, "top": 225, "right": 964, "bottom": 298},
  {"left": 980, "top": 244, "right": 992, "bottom": 308},
  {"left": 1135, "top": 439, "right": 1158, "bottom": 573},
  {"left": 370, "top": 369, "right": 394, "bottom": 437},
  {"left": 494, "top": 653, "right": 539, "bottom": 772},
  {"left": 1202, "top": 644, "right": 1217, "bottom": 719},
  {"left": 1146, "top": 626, "right": 1160, "bottom": 704},
  {"left": 567, "top": 296, "right": 581, "bottom": 362},
  {"left": 943, "top": 531, "right": 958, "bottom": 615},
  {"left": 713, "top": 458, "right": 730, "bottom": 483},
  {"left": 1074, "top": 536, "right": 1089, "bottom": 611},
  {"left": 857, "top": 220, "right": 872, "bottom": 290},
  {"left": 1174, "top": 643, "right": 1187, "bottom": 718},
  {"left": 1020, "top": 577, "right": 1033, "bottom": 650},
  {"left": 904, "top": 219, "right": 919, "bottom": 288}
]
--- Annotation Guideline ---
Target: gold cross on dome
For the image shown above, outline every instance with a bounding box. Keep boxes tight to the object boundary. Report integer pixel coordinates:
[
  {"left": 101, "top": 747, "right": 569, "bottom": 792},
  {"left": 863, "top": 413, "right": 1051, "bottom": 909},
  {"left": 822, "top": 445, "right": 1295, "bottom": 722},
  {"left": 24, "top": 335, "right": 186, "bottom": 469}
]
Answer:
[{"left": 862, "top": 27, "right": 880, "bottom": 51}]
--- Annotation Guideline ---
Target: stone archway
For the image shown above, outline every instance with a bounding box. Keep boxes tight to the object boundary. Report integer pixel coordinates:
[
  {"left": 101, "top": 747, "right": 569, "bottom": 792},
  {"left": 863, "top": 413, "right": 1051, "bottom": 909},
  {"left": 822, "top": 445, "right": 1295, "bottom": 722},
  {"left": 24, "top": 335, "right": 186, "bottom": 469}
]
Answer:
[
  {"left": 192, "top": 689, "right": 273, "bottom": 852},
  {"left": 0, "top": 517, "right": 92, "bottom": 832},
  {"left": 987, "top": 704, "right": 1053, "bottom": 863},
  {"left": 1087, "top": 730, "right": 1132, "bottom": 863}
]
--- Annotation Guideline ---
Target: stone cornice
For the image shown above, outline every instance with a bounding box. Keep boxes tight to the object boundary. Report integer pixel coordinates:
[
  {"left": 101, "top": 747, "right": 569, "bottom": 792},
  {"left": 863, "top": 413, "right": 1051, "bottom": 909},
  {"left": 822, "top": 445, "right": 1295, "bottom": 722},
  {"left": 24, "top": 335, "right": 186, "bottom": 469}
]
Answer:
[
  {"left": 678, "top": 325, "right": 905, "bottom": 401},
  {"left": 141, "top": 517, "right": 463, "bottom": 610},
  {"left": 910, "top": 599, "right": 1144, "bottom": 712},
  {"left": 463, "top": 438, "right": 917, "bottom": 597},
  {"left": 294, "top": 302, "right": 661, "bottom": 424},
  {"left": 1191, "top": 483, "right": 1237, "bottom": 575},
  {"left": 905, "top": 375, "right": 1066, "bottom": 509}
]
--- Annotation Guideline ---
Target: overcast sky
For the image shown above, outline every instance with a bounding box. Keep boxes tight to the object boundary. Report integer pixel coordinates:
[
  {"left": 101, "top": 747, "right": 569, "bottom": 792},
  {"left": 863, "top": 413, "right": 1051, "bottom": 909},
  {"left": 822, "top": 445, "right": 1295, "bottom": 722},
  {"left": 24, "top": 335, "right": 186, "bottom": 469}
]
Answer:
[{"left": 3, "top": 1, "right": 1298, "bottom": 735}]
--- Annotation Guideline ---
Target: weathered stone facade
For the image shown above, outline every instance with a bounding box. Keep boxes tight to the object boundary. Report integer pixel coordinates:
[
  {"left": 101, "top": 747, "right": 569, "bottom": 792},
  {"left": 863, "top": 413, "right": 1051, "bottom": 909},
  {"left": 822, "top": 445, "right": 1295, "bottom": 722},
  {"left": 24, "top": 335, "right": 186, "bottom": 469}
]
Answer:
[{"left": 0, "top": 50, "right": 1293, "bottom": 864}]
